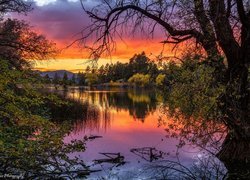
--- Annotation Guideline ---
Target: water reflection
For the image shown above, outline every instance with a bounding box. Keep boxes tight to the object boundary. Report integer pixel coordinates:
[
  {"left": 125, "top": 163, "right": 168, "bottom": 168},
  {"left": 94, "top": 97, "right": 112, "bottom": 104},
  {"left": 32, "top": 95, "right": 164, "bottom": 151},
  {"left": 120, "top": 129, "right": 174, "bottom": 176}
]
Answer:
[
  {"left": 56, "top": 88, "right": 159, "bottom": 132},
  {"left": 49, "top": 88, "right": 228, "bottom": 178}
]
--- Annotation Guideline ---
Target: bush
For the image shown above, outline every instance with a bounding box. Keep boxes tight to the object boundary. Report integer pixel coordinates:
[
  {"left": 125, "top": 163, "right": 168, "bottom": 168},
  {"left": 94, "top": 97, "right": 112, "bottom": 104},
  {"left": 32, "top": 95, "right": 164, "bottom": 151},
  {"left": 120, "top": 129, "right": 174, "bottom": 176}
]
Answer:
[
  {"left": 85, "top": 73, "right": 99, "bottom": 86},
  {"left": 128, "top": 73, "right": 150, "bottom": 87},
  {"left": 155, "top": 74, "right": 166, "bottom": 87}
]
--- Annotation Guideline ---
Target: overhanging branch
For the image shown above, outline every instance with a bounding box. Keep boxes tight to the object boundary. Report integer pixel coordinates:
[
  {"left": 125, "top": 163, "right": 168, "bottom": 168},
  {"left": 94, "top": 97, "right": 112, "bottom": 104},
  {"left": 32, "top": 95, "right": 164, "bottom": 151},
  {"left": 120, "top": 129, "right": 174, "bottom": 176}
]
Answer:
[{"left": 88, "top": 4, "right": 203, "bottom": 41}]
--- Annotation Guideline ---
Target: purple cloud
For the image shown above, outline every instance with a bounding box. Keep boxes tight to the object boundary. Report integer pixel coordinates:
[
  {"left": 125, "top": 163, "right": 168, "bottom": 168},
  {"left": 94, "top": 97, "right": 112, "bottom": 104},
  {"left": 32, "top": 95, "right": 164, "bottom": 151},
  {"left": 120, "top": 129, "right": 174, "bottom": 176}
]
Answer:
[{"left": 14, "top": 0, "right": 92, "bottom": 44}]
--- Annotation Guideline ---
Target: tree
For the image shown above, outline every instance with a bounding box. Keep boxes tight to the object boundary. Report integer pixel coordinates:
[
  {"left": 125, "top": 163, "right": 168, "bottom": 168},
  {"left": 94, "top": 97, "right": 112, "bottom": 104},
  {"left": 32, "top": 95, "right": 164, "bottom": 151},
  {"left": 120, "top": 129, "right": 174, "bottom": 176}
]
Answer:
[
  {"left": 0, "top": 0, "right": 31, "bottom": 16},
  {"left": 155, "top": 74, "right": 166, "bottom": 87},
  {"left": 82, "top": 0, "right": 250, "bottom": 172},
  {"left": 128, "top": 73, "right": 150, "bottom": 87},
  {"left": 44, "top": 74, "right": 51, "bottom": 84},
  {"left": 71, "top": 74, "right": 76, "bottom": 85},
  {"left": 53, "top": 73, "right": 60, "bottom": 84},
  {"left": 85, "top": 73, "right": 99, "bottom": 86},
  {"left": 0, "top": 59, "right": 88, "bottom": 178},
  {"left": 0, "top": 1, "right": 88, "bottom": 178},
  {"left": 85, "top": 65, "right": 91, "bottom": 73},
  {"left": 77, "top": 72, "right": 85, "bottom": 85},
  {"left": 63, "top": 72, "right": 68, "bottom": 85},
  {"left": 0, "top": 19, "right": 57, "bottom": 70},
  {"left": 98, "top": 65, "right": 106, "bottom": 82},
  {"left": 129, "top": 52, "right": 150, "bottom": 74}
]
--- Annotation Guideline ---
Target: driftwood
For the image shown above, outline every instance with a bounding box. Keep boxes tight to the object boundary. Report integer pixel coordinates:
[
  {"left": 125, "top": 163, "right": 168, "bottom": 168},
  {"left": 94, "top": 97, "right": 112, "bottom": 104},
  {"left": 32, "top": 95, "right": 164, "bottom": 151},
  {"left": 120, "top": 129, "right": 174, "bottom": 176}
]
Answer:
[
  {"left": 71, "top": 169, "right": 102, "bottom": 178},
  {"left": 130, "top": 147, "right": 165, "bottom": 162},
  {"left": 88, "top": 135, "right": 103, "bottom": 140},
  {"left": 93, "top": 153, "right": 125, "bottom": 167}
]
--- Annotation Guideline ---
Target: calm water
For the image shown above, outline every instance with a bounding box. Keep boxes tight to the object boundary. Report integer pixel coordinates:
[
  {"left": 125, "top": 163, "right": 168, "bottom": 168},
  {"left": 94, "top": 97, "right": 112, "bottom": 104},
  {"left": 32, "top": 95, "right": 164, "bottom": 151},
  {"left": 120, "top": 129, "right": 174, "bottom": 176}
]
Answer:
[{"left": 51, "top": 88, "right": 224, "bottom": 179}]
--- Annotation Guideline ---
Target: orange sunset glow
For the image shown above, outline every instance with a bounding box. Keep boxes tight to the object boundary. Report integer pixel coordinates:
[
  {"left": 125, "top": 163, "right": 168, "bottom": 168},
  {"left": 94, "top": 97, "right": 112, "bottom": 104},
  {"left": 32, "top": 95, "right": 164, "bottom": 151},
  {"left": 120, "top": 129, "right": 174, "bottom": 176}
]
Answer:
[
  {"left": 13, "top": 0, "right": 185, "bottom": 72},
  {"left": 34, "top": 38, "right": 181, "bottom": 72}
]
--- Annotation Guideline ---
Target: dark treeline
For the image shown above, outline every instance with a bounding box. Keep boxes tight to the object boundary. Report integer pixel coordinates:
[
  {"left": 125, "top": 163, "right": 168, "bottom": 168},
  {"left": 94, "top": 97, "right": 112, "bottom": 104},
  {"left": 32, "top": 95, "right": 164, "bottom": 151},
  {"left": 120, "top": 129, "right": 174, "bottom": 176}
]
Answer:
[
  {"left": 46, "top": 52, "right": 169, "bottom": 88},
  {"left": 95, "top": 52, "right": 159, "bottom": 83}
]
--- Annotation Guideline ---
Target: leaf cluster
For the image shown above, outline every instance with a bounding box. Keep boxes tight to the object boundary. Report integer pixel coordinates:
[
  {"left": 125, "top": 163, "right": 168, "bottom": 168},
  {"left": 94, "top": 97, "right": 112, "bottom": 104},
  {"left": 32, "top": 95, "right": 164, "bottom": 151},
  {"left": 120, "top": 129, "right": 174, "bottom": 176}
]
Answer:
[{"left": 0, "top": 59, "right": 88, "bottom": 178}]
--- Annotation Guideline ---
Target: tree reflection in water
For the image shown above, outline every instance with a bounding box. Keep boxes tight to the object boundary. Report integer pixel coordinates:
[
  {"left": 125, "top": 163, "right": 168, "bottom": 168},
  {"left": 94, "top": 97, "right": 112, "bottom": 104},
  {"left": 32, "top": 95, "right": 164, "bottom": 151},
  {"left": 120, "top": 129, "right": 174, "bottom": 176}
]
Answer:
[
  {"left": 145, "top": 107, "right": 228, "bottom": 179},
  {"left": 49, "top": 88, "right": 248, "bottom": 179},
  {"left": 154, "top": 100, "right": 248, "bottom": 179},
  {"left": 53, "top": 88, "right": 159, "bottom": 133}
]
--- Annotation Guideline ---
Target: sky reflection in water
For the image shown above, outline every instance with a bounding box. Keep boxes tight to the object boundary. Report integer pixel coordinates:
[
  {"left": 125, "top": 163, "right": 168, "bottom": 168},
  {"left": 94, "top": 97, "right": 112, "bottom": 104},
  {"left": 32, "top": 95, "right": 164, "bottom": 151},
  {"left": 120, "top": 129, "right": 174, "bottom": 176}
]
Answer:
[{"left": 61, "top": 88, "right": 208, "bottom": 178}]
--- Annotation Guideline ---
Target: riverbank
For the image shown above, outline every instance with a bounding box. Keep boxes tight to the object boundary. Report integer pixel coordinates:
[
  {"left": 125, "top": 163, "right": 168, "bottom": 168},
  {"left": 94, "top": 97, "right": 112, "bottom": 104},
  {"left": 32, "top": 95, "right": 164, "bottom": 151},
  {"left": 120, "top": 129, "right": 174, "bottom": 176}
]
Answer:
[{"left": 41, "top": 82, "right": 157, "bottom": 91}]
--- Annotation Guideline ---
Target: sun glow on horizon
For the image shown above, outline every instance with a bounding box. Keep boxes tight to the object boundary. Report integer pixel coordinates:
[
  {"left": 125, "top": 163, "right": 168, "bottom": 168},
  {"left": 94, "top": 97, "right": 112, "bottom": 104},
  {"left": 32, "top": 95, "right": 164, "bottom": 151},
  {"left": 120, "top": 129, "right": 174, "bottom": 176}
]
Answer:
[
  {"left": 33, "top": 58, "right": 129, "bottom": 73},
  {"left": 20, "top": 0, "right": 188, "bottom": 72},
  {"left": 34, "top": 38, "right": 182, "bottom": 72}
]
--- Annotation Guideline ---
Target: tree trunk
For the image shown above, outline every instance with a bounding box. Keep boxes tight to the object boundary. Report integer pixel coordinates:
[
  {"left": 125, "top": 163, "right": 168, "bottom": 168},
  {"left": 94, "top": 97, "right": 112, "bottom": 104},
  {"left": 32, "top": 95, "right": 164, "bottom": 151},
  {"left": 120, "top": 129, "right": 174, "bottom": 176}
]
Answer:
[
  {"left": 217, "top": 61, "right": 250, "bottom": 178},
  {"left": 217, "top": 134, "right": 250, "bottom": 179}
]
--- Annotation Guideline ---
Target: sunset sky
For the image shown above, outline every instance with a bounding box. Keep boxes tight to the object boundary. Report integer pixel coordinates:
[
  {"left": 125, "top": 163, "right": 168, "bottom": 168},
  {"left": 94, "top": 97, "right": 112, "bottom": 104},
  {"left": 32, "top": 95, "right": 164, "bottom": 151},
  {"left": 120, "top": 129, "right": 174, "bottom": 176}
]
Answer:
[{"left": 13, "top": 0, "right": 178, "bottom": 72}]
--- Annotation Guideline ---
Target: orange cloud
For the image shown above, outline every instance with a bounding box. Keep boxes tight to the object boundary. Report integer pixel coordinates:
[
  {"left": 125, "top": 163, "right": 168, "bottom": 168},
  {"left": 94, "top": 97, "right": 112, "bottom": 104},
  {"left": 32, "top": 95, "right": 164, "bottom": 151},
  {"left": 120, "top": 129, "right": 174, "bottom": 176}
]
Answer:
[
  {"left": 56, "top": 38, "right": 180, "bottom": 60},
  {"left": 33, "top": 38, "right": 186, "bottom": 72}
]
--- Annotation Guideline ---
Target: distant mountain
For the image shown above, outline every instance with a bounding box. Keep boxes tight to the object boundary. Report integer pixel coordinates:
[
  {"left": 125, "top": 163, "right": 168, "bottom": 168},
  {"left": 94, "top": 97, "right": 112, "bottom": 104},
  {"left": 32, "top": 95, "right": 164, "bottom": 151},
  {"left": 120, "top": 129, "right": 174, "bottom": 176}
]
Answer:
[{"left": 38, "top": 70, "right": 75, "bottom": 79}]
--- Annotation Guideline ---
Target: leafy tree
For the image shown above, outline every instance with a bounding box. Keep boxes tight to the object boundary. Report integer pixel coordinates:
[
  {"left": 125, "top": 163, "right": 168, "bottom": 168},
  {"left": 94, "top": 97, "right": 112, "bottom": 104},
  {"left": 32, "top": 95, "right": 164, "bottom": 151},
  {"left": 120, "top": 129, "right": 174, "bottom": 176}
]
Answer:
[
  {"left": 0, "top": 1, "right": 88, "bottom": 178},
  {"left": 128, "top": 73, "right": 150, "bottom": 87},
  {"left": 85, "top": 73, "right": 99, "bottom": 86},
  {"left": 0, "top": 2, "right": 58, "bottom": 82},
  {"left": 77, "top": 72, "right": 85, "bottom": 85},
  {"left": 44, "top": 74, "right": 51, "bottom": 84},
  {"left": 0, "top": 19, "right": 57, "bottom": 70},
  {"left": 0, "top": 0, "right": 31, "bottom": 16},
  {"left": 53, "top": 73, "right": 60, "bottom": 84},
  {"left": 148, "top": 62, "right": 159, "bottom": 80},
  {"left": 167, "top": 56, "right": 225, "bottom": 119},
  {"left": 155, "top": 74, "right": 166, "bottom": 87},
  {"left": 98, "top": 65, "right": 104, "bottom": 73},
  {"left": 129, "top": 52, "right": 150, "bottom": 74},
  {"left": 82, "top": 0, "right": 250, "bottom": 169},
  {"left": 96, "top": 53, "right": 158, "bottom": 84},
  {"left": 0, "top": 59, "right": 88, "bottom": 178},
  {"left": 71, "top": 74, "right": 76, "bottom": 85},
  {"left": 85, "top": 65, "right": 91, "bottom": 73},
  {"left": 62, "top": 72, "right": 68, "bottom": 86},
  {"left": 104, "top": 63, "right": 110, "bottom": 81}
]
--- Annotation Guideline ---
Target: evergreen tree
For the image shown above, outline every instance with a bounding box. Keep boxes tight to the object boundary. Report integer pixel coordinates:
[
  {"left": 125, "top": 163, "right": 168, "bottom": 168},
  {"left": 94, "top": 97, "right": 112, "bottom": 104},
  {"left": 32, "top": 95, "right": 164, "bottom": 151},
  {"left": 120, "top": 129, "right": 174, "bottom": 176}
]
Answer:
[
  {"left": 53, "top": 73, "right": 59, "bottom": 84},
  {"left": 44, "top": 74, "right": 51, "bottom": 84},
  {"left": 85, "top": 66, "right": 91, "bottom": 73},
  {"left": 77, "top": 72, "right": 85, "bottom": 85},
  {"left": 71, "top": 74, "right": 76, "bottom": 85},
  {"left": 62, "top": 72, "right": 68, "bottom": 85}
]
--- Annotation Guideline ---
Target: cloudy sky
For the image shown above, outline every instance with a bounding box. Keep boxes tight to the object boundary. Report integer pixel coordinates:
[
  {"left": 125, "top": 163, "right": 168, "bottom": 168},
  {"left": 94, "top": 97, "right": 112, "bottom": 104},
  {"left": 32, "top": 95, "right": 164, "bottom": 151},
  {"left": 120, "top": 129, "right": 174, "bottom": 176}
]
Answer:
[{"left": 14, "top": 0, "right": 172, "bottom": 71}]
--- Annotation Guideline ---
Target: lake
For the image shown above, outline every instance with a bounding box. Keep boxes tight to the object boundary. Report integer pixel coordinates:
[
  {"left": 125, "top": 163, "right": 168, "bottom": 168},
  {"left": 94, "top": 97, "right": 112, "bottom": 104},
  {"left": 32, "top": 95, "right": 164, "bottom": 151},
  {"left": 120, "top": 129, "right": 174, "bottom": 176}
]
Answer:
[{"left": 50, "top": 87, "right": 226, "bottom": 179}]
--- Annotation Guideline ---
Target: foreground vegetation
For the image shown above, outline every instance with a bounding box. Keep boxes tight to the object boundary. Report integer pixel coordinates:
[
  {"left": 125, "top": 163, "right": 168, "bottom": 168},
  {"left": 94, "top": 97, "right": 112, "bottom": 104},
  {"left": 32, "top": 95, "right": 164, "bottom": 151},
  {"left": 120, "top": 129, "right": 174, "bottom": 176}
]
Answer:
[{"left": 0, "top": 1, "right": 89, "bottom": 178}]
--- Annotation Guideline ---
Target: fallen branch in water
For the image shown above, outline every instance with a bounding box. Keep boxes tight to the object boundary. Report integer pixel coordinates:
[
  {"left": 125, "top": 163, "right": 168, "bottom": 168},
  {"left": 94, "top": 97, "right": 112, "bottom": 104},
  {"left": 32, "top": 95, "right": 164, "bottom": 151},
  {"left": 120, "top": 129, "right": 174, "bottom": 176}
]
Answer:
[
  {"left": 88, "top": 135, "right": 103, "bottom": 140},
  {"left": 93, "top": 152, "right": 125, "bottom": 167},
  {"left": 130, "top": 147, "right": 165, "bottom": 162}
]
